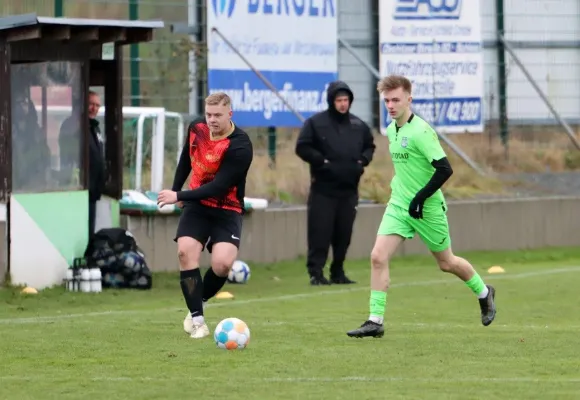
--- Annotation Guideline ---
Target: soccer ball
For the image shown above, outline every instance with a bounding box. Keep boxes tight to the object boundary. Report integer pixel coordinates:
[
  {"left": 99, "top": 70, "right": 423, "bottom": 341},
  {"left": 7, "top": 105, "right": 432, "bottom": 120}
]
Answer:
[
  {"left": 227, "top": 260, "right": 251, "bottom": 284},
  {"left": 118, "top": 251, "right": 144, "bottom": 275},
  {"left": 214, "top": 317, "right": 251, "bottom": 350}
]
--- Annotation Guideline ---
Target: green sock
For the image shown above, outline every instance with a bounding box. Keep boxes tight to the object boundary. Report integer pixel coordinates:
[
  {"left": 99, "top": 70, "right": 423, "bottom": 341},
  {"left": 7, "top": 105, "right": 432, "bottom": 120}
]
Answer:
[
  {"left": 369, "top": 290, "right": 387, "bottom": 322},
  {"left": 465, "top": 273, "right": 487, "bottom": 297}
]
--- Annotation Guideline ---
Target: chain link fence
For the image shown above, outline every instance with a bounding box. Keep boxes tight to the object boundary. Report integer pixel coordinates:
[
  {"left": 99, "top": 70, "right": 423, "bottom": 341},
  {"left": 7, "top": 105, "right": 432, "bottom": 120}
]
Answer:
[{"left": 474, "top": 0, "right": 580, "bottom": 177}]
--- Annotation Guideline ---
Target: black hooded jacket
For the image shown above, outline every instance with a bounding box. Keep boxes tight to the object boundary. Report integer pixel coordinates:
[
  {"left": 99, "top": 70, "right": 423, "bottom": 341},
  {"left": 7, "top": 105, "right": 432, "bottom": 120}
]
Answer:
[{"left": 295, "top": 81, "right": 376, "bottom": 196}]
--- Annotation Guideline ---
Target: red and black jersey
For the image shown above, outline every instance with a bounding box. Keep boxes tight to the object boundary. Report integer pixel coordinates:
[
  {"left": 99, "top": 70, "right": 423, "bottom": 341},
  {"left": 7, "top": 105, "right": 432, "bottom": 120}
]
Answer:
[{"left": 171, "top": 118, "right": 253, "bottom": 214}]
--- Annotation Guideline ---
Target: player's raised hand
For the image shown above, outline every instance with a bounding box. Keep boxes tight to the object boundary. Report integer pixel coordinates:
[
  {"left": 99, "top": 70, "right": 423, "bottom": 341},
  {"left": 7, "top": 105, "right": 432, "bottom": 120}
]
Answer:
[{"left": 157, "top": 190, "right": 178, "bottom": 207}]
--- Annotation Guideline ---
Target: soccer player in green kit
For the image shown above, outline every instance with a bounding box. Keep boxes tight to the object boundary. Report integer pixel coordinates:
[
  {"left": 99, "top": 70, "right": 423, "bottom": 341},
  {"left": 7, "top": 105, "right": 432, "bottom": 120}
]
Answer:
[{"left": 347, "top": 75, "right": 497, "bottom": 338}]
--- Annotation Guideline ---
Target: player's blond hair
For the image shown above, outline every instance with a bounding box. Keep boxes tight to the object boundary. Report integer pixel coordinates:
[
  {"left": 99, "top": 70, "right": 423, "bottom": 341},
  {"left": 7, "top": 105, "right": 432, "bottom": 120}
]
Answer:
[
  {"left": 377, "top": 75, "right": 412, "bottom": 94},
  {"left": 205, "top": 92, "right": 231, "bottom": 107}
]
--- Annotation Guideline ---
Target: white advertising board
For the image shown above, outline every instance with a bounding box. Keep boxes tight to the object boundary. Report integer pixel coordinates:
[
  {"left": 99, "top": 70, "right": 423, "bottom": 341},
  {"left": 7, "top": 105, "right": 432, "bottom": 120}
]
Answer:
[
  {"left": 379, "top": 0, "right": 485, "bottom": 134},
  {"left": 207, "top": 0, "right": 338, "bottom": 127}
]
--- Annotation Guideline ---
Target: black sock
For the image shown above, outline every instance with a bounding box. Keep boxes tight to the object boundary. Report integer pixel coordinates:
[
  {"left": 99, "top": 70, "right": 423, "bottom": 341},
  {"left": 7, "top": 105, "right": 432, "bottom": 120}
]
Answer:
[
  {"left": 180, "top": 269, "right": 203, "bottom": 317},
  {"left": 202, "top": 268, "right": 228, "bottom": 302}
]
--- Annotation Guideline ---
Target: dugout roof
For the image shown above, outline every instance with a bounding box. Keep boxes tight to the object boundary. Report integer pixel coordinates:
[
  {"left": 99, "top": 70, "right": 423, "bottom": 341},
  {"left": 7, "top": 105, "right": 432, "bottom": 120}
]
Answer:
[{"left": 0, "top": 13, "right": 164, "bottom": 44}]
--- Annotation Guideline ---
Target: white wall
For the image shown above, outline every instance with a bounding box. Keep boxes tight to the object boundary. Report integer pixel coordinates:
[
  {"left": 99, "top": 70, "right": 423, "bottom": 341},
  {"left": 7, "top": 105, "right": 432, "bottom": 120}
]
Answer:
[{"left": 10, "top": 196, "right": 69, "bottom": 290}]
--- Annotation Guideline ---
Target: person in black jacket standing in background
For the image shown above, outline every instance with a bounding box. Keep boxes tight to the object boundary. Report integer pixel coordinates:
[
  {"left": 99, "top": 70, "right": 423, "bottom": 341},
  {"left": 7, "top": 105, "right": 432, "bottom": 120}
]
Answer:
[
  {"left": 86, "top": 91, "right": 106, "bottom": 238},
  {"left": 59, "top": 90, "right": 106, "bottom": 238},
  {"left": 295, "top": 80, "right": 376, "bottom": 286}
]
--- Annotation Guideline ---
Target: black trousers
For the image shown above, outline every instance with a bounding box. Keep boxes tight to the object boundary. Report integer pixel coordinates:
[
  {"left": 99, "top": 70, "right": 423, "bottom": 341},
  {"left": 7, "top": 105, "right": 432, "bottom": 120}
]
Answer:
[{"left": 306, "top": 190, "right": 358, "bottom": 279}]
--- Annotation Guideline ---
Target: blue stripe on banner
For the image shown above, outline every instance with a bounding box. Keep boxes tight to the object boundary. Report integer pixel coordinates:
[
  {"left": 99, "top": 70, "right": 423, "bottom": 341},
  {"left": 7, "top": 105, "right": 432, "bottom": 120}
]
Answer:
[
  {"left": 382, "top": 97, "right": 482, "bottom": 128},
  {"left": 380, "top": 42, "right": 481, "bottom": 54},
  {"left": 208, "top": 69, "right": 337, "bottom": 128},
  {"left": 393, "top": 16, "right": 460, "bottom": 20}
]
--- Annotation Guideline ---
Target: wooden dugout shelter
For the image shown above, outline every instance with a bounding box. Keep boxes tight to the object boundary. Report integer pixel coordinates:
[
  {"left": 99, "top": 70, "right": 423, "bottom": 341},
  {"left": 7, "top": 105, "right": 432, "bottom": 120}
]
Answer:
[{"left": 0, "top": 13, "right": 164, "bottom": 288}]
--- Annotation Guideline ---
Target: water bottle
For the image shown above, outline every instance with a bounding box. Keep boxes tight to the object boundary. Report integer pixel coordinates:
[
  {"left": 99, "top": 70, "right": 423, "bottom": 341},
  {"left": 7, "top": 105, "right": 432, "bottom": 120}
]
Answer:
[
  {"left": 65, "top": 269, "right": 74, "bottom": 291},
  {"left": 71, "top": 257, "right": 84, "bottom": 292},
  {"left": 89, "top": 268, "right": 102, "bottom": 293},
  {"left": 80, "top": 269, "right": 91, "bottom": 293},
  {"left": 72, "top": 269, "right": 80, "bottom": 292}
]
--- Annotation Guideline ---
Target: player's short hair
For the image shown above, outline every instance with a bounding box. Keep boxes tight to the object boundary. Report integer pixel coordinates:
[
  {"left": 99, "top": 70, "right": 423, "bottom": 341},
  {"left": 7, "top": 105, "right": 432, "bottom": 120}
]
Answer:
[
  {"left": 205, "top": 92, "right": 231, "bottom": 107},
  {"left": 377, "top": 75, "right": 412, "bottom": 94}
]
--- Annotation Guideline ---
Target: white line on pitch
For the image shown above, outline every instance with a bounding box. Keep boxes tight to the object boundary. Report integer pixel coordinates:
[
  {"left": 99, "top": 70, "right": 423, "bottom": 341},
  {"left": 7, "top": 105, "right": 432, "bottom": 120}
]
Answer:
[
  {"left": 0, "top": 266, "right": 578, "bottom": 325},
  {"left": 1, "top": 375, "right": 579, "bottom": 384},
  {"left": 263, "top": 376, "right": 580, "bottom": 384}
]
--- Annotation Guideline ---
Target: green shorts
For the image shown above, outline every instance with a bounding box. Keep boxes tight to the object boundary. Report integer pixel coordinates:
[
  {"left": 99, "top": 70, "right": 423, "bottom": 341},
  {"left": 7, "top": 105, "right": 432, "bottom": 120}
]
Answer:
[{"left": 377, "top": 203, "right": 451, "bottom": 252}]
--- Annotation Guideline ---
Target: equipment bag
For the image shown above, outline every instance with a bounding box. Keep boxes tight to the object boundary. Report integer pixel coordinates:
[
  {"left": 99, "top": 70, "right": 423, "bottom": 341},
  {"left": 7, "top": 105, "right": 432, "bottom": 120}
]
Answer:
[{"left": 84, "top": 228, "right": 152, "bottom": 290}]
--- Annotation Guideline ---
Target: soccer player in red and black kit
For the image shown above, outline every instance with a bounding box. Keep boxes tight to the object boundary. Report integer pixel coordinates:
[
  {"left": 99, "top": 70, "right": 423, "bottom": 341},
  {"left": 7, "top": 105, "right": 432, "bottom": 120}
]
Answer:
[{"left": 157, "top": 92, "right": 253, "bottom": 339}]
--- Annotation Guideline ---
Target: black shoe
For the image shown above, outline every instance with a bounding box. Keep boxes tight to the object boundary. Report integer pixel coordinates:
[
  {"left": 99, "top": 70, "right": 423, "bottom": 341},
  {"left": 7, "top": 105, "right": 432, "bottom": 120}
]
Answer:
[
  {"left": 310, "top": 275, "right": 331, "bottom": 286},
  {"left": 479, "top": 284, "right": 496, "bottom": 326},
  {"left": 346, "top": 320, "right": 384, "bottom": 338},
  {"left": 330, "top": 275, "right": 356, "bottom": 284}
]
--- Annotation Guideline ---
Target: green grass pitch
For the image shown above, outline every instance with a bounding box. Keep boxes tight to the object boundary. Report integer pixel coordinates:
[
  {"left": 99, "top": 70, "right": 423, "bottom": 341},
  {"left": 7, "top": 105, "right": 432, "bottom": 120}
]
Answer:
[{"left": 1, "top": 247, "right": 580, "bottom": 399}]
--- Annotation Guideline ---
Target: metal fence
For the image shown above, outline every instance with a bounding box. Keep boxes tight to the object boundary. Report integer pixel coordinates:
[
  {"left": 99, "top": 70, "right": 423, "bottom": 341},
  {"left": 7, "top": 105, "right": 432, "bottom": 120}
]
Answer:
[
  {"left": 2, "top": 0, "right": 580, "bottom": 195},
  {"left": 3, "top": 1, "right": 579, "bottom": 126},
  {"left": 1, "top": 0, "right": 193, "bottom": 111}
]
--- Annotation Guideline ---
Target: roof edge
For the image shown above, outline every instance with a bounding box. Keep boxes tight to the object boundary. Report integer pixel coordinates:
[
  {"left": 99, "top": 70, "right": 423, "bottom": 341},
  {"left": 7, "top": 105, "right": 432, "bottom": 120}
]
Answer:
[
  {"left": 0, "top": 13, "right": 39, "bottom": 31},
  {"left": 0, "top": 13, "right": 164, "bottom": 31}
]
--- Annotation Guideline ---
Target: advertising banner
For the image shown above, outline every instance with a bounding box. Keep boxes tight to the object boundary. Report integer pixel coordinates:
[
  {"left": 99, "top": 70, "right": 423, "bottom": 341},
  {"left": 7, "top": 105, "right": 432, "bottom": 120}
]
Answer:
[
  {"left": 207, "top": 0, "right": 338, "bottom": 127},
  {"left": 379, "top": 0, "right": 484, "bottom": 134}
]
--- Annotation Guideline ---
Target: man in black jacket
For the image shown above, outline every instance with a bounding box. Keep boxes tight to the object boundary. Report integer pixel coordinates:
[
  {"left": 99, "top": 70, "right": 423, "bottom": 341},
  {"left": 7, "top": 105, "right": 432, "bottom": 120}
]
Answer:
[
  {"left": 86, "top": 91, "right": 106, "bottom": 237},
  {"left": 295, "top": 80, "right": 376, "bottom": 285},
  {"left": 59, "top": 90, "right": 106, "bottom": 237}
]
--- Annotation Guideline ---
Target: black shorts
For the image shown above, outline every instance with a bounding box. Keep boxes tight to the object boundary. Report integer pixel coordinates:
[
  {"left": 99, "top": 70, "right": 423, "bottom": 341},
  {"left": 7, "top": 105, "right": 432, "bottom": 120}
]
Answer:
[{"left": 174, "top": 202, "right": 243, "bottom": 252}]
